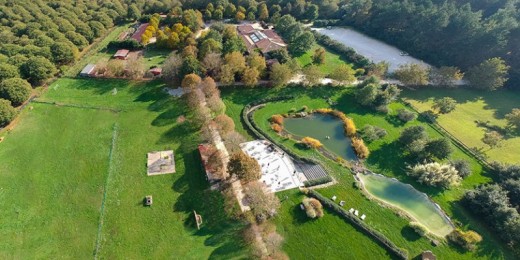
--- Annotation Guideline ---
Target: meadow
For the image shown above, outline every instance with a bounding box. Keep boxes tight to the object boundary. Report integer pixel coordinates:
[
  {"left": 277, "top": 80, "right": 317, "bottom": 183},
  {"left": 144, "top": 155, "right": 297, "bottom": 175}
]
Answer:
[
  {"left": 402, "top": 88, "right": 520, "bottom": 164},
  {"left": 0, "top": 78, "right": 247, "bottom": 259},
  {"left": 221, "top": 86, "right": 513, "bottom": 259},
  {"left": 295, "top": 43, "right": 350, "bottom": 75}
]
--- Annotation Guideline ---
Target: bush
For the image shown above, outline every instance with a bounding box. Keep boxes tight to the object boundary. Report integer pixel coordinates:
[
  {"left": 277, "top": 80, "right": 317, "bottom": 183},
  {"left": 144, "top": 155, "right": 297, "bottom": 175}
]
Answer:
[
  {"left": 303, "top": 176, "right": 333, "bottom": 187},
  {"left": 361, "top": 125, "right": 387, "bottom": 142},
  {"left": 408, "top": 221, "right": 428, "bottom": 237},
  {"left": 270, "top": 114, "right": 284, "bottom": 125},
  {"left": 107, "top": 39, "right": 143, "bottom": 50},
  {"left": 271, "top": 123, "right": 282, "bottom": 133},
  {"left": 0, "top": 98, "right": 16, "bottom": 127},
  {"left": 448, "top": 229, "right": 482, "bottom": 251},
  {"left": 407, "top": 162, "right": 461, "bottom": 188},
  {"left": 451, "top": 160, "right": 472, "bottom": 178},
  {"left": 312, "top": 31, "right": 371, "bottom": 70},
  {"left": 397, "top": 109, "right": 416, "bottom": 122},
  {"left": 301, "top": 137, "right": 323, "bottom": 149},
  {"left": 420, "top": 110, "right": 437, "bottom": 123},
  {"left": 344, "top": 117, "right": 357, "bottom": 137},
  {"left": 0, "top": 78, "right": 32, "bottom": 106},
  {"left": 302, "top": 197, "right": 324, "bottom": 219},
  {"left": 352, "top": 137, "right": 370, "bottom": 159}
]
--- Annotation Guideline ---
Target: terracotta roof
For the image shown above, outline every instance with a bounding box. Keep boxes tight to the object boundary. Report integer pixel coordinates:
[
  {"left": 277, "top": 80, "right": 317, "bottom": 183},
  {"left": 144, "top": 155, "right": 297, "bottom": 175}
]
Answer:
[
  {"left": 237, "top": 24, "right": 286, "bottom": 54},
  {"left": 237, "top": 24, "right": 255, "bottom": 34},
  {"left": 421, "top": 251, "right": 436, "bottom": 260},
  {"left": 131, "top": 23, "right": 149, "bottom": 42},
  {"left": 263, "top": 29, "right": 282, "bottom": 41},
  {"left": 198, "top": 144, "right": 221, "bottom": 183}
]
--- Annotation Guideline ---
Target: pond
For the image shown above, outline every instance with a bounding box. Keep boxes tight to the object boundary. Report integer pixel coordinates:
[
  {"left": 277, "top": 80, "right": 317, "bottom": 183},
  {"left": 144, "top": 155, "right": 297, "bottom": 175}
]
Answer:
[
  {"left": 357, "top": 173, "right": 454, "bottom": 237},
  {"left": 312, "top": 27, "right": 430, "bottom": 73},
  {"left": 283, "top": 114, "right": 357, "bottom": 160}
]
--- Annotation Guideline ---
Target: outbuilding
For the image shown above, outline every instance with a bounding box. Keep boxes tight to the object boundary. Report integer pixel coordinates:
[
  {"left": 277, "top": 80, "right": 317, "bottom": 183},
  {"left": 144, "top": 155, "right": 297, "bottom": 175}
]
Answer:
[
  {"left": 79, "top": 64, "right": 96, "bottom": 77},
  {"left": 113, "top": 49, "right": 130, "bottom": 60},
  {"left": 149, "top": 67, "right": 162, "bottom": 76}
]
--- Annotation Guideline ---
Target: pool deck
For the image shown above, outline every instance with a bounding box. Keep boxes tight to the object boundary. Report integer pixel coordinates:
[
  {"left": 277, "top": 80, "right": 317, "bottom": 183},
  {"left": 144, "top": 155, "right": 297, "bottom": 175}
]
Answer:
[{"left": 240, "top": 140, "right": 307, "bottom": 193}]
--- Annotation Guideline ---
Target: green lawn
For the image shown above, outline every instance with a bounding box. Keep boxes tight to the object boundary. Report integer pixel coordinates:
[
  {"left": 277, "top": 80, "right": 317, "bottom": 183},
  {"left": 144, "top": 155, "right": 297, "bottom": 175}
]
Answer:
[
  {"left": 142, "top": 45, "right": 172, "bottom": 69},
  {"left": 221, "top": 86, "right": 513, "bottom": 259},
  {"left": 296, "top": 43, "right": 350, "bottom": 75},
  {"left": 0, "top": 78, "right": 247, "bottom": 259},
  {"left": 402, "top": 88, "right": 520, "bottom": 164}
]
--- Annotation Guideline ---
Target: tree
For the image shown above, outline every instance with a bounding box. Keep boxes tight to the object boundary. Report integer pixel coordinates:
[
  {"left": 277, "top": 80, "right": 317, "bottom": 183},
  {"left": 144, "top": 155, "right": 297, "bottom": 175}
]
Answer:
[
  {"left": 301, "top": 137, "right": 322, "bottom": 149},
  {"left": 20, "top": 57, "right": 57, "bottom": 85},
  {"left": 223, "top": 131, "right": 246, "bottom": 153},
  {"left": 0, "top": 63, "right": 19, "bottom": 82},
  {"left": 106, "top": 60, "right": 125, "bottom": 77},
  {"left": 228, "top": 151, "right": 261, "bottom": 183},
  {"left": 224, "top": 51, "right": 246, "bottom": 74},
  {"left": 200, "top": 77, "right": 219, "bottom": 98},
  {"left": 367, "top": 61, "right": 389, "bottom": 78},
  {"left": 302, "top": 197, "right": 324, "bottom": 218},
  {"left": 302, "top": 65, "right": 324, "bottom": 86},
  {"left": 247, "top": 53, "right": 266, "bottom": 75},
  {"left": 466, "top": 57, "right": 509, "bottom": 90},
  {"left": 312, "top": 48, "right": 326, "bottom": 64},
  {"left": 242, "top": 67, "right": 260, "bottom": 87},
  {"left": 270, "top": 63, "right": 293, "bottom": 87},
  {"left": 124, "top": 56, "right": 145, "bottom": 79},
  {"left": 399, "top": 126, "right": 428, "bottom": 148},
  {"left": 361, "top": 125, "right": 387, "bottom": 142},
  {"left": 203, "top": 52, "right": 222, "bottom": 78},
  {"left": 213, "top": 114, "right": 234, "bottom": 135},
  {"left": 245, "top": 182, "right": 280, "bottom": 222},
  {"left": 451, "top": 160, "right": 472, "bottom": 178},
  {"left": 225, "top": 4, "right": 237, "bottom": 18},
  {"left": 181, "top": 74, "right": 202, "bottom": 92},
  {"left": 127, "top": 4, "right": 141, "bottom": 21},
  {"left": 407, "top": 162, "right": 461, "bottom": 188},
  {"left": 0, "top": 99, "right": 16, "bottom": 127},
  {"left": 213, "top": 9, "right": 223, "bottom": 20},
  {"left": 303, "top": 4, "right": 319, "bottom": 21},
  {"left": 182, "top": 9, "right": 204, "bottom": 32},
  {"left": 355, "top": 84, "right": 378, "bottom": 106},
  {"left": 0, "top": 78, "right": 32, "bottom": 106},
  {"left": 235, "top": 11, "right": 245, "bottom": 22},
  {"left": 425, "top": 138, "right": 452, "bottom": 160},
  {"left": 394, "top": 64, "right": 429, "bottom": 86},
  {"left": 258, "top": 3, "right": 269, "bottom": 21},
  {"left": 330, "top": 64, "right": 357, "bottom": 85},
  {"left": 207, "top": 94, "right": 226, "bottom": 115},
  {"left": 505, "top": 108, "right": 520, "bottom": 130},
  {"left": 482, "top": 131, "right": 503, "bottom": 148},
  {"left": 162, "top": 53, "right": 182, "bottom": 83},
  {"left": 352, "top": 137, "right": 370, "bottom": 159},
  {"left": 397, "top": 109, "right": 416, "bottom": 122},
  {"left": 179, "top": 55, "right": 202, "bottom": 79},
  {"left": 433, "top": 97, "right": 457, "bottom": 114},
  {"left": 288, "top": 31, "right": 315, "bottom": 55},
  {"left": 219, "top": 65, "right": 235, "bottom": 85},
  {"left": 268, "top": 49, "right": 290, "bottom": 63},
  {"left": 429, "top": 66, "right": 464, "bottom": 87},
  {"left": 199, "top": 39, "right": 222, "bottom": 60}
]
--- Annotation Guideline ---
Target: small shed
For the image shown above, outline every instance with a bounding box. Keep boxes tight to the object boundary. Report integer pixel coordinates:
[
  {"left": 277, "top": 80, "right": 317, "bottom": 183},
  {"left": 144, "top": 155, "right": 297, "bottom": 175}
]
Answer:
[
  {"left": 149, "top": 67, "right": 162, "bottom": 76},
  {"left": 80, "top": 64, "right": 96, "bottom": 77},
  {"left": 113, "top": 49, "right": 130, "bottom": 60},
  {"left": 144, "top": 195, "right": 153, "bottom": 206}
]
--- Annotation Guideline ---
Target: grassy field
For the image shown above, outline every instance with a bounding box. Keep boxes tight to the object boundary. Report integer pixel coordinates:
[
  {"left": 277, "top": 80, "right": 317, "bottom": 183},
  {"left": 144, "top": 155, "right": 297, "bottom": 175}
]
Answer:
[
  {"left": 296, "top": 43, "right": 350, "bottom": 75},
  {"left": 402, "top": 88, "right": 520, "bottom": 164},
  {"left": 0, "top": 78, "right": 247, "bottom": 258},
  {"left": 221, "top": 86, "right": 513, "bottom": 259}
]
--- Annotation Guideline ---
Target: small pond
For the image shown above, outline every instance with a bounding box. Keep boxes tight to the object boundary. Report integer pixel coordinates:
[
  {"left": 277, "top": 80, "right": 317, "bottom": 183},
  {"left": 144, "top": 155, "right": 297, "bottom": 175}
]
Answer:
[
  {"left": 283, "top": 114, "right": 357, "bottom": 160},
  {"left": 358, "top": 173, "right": 454, "bottom": 237}
]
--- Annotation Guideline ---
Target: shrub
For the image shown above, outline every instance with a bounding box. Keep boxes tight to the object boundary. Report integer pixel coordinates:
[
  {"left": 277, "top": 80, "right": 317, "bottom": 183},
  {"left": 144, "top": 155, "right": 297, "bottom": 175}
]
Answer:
[
  {"left": 301, "top": 137, "right": 323, "bottom": 149},
  {"left": 407, "top": 162, "right": 461, "bottom": 188},
  {"left": 0, "top": 98, "right": 16, "bottom": 127},
  {"left": 303, "top": 176, "right": 333, "bottom": 187},
  {"left": 397, "top": 109, "right": 416, "bottom": 122},
  {"left": 0, "top": 78, "right": 32, "bottom": 106},
  {"left": 344, "top": 117, "right": 357, "bottom": 137},
  {"left": 271, "top": 123, "right": 282, "bottom": 133},
  {"left": 270, "top": 114, "right": 284, "bottom": 125},
  {"left": 301, "top": 105, "right": 308, "bottom": 111},
  {"left": 408, "top": 221, "right": 428, "bottom": 237},
  {"left": 361, "top": 125, "right": 387, "bottom": 142},
  {"left": 451, "top": 160, "right": 472, "bottom": 178},
  {"left": 302, "top": 197, "right": 324, "bottom": 219},
  {"left": 420, "top": 110, "right": 437, "bottom": 123},
  {"left": 107, "top": 39, "right": 143, "bottom": 50},
  {"left": 228, "top": 151, "right": 261, "bottom": 183},
  {"left": 448, "top": 229, "right": 482, "bottom": 251},
  {"left": 352, "top": 137, "right": 370, "bottom": 159}
]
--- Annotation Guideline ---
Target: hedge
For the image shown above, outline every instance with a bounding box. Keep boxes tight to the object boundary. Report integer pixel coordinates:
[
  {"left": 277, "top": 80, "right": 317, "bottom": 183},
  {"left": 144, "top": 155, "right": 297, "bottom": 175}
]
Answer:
[
  {"left": 107, "top": 39, "right": 143, "bottom": 50},
  {"left": 307, "top": 190, "right": 409, "bottom": 260},
  {"left": 311, "top": 31, "right": 372, "bottom": 70},
  {"left": 303, "top": 176, "right": 333, "bottom": 187},
  {"left": 313, "top": 20, "right": 341, "bottom": 27}
]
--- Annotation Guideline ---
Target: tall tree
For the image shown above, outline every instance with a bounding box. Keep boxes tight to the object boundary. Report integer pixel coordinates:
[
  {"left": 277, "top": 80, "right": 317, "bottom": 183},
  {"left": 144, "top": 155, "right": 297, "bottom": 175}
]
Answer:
[{"left": 466, "top": 57, "right": 510, "bottom": 90}]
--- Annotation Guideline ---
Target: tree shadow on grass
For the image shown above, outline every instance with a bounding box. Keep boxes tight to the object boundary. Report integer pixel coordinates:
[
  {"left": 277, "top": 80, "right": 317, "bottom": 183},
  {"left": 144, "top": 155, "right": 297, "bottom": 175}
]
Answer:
[{"left": 401, "top": 226, "right": 421, "bottom": 242}]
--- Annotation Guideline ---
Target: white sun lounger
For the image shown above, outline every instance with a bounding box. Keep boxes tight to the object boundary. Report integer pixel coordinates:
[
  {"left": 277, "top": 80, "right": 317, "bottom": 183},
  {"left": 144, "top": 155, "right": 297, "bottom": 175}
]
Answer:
[
  {"left": 331, "top": 195, "right": 337, "bottom": 201},
  {"left": 349, "top": 208, "right": 354, "bottom": 213},
  {"left": 361, "top": 214, "right": 366, "bottom": 220},
  {"left": 339, "top": 200, "right": 345, "bottom": 206},
  {"left": 354, "top": 210, "right": 359, "bottom": 216}
]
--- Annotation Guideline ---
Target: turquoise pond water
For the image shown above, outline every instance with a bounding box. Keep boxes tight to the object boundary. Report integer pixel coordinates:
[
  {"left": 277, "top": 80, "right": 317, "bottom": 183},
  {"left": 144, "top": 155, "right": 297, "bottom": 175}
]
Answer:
[
  {"left": 358, "top": 174, "right": 454, "bottom": 237},
  {"left": 283, "top": 114, "right": 357, "bottom": 160}
]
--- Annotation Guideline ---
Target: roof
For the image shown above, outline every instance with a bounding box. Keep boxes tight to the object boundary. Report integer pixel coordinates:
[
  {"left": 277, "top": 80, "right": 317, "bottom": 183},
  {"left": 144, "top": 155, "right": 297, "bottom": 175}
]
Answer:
[
  {"left": 149, "top": 67, "right": 162, "bottom": 73},
  {"left": 237, "top": 23, "right": 286, "bottom": 54},
  {"left": 131, "top": 23, "right": 149, "bottom": 42},
  {"left": 114, "top": 49, "right": 129, "bottom": 57},
  {"left": 421, "top": 251, "right": 436, "bottom": 260},
  {"left": 198, "top": 144, "right": 221, "bottom": 183},
  {"left": 80, "top": 64, "right": 96, "bottom": 75}
]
